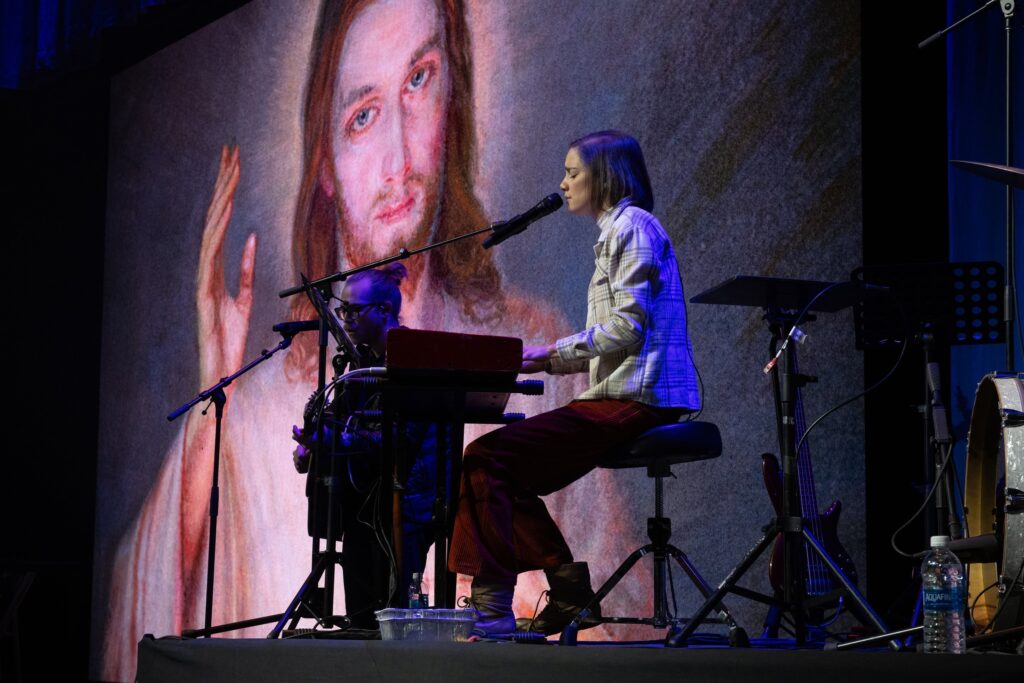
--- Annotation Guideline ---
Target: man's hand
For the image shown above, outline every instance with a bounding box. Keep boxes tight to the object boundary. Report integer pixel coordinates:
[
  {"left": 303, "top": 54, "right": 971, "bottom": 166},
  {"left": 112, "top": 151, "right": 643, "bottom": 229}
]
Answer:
[
  {"left": 291, "top": 425, "right": 312, "bottom": 473},
  {"left": 291, "top": 424, "right": 350, "bottom": 473}
]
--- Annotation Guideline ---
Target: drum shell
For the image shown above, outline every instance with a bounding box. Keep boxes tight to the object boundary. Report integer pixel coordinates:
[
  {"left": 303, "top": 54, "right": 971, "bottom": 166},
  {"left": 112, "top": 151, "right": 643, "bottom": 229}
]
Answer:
[{"left": 964, "top": 372, "right": 1024, "bottom": 631}]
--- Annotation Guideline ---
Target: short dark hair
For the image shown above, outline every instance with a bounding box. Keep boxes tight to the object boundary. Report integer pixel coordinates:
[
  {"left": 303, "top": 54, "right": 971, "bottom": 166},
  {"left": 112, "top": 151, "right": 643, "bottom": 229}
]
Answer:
[{"left": 569, "top": 130, "right": 653, "bottom": 214}]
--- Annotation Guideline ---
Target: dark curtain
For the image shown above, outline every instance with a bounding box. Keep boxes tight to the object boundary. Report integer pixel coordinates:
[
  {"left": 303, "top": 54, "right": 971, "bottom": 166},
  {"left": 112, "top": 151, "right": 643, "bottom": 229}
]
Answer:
[{"left": 1, "top": 0, "right": 169, "bottom": 88}]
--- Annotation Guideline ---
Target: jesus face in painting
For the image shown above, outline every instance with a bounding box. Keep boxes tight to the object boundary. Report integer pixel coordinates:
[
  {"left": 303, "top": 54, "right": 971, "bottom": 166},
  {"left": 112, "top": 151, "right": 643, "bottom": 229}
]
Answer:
[{"left": 329, "top": 0, "right": 451, "bottom": 265}]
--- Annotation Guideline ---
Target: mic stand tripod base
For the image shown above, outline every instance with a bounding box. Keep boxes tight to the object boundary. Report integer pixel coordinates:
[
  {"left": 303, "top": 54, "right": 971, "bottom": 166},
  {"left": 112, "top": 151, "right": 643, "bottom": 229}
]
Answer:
[
  {"left": 266, "top": 547, "right": 349, "bottom": 639},
  {"left": 665, "top": 522, "right": 899, "bottom": 651},
  {"left": 182, "top": 613, "right": 284, "bottom": 639}
]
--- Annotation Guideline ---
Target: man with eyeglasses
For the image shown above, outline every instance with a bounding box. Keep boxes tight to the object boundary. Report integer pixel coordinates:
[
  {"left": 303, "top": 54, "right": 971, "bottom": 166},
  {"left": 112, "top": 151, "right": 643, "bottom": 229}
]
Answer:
[{"left": 291, "top": 263, "right": 440, "bottom": 630}]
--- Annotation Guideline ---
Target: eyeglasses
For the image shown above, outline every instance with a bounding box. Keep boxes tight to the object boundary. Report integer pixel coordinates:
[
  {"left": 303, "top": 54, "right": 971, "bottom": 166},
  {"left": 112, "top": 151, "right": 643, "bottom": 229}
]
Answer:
[{"left": 334, "top": 301, "right": 383, "bottom": 320}]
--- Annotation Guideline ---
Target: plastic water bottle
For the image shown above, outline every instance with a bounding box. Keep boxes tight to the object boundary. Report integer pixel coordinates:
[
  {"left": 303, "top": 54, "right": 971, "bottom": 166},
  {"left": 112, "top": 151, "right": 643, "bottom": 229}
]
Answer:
[
  {"left": 921, "top": 535, "right": 966, "bottom": 654},
  {"left": 408, "top": 572, "right": 428, "bottom": 609}
]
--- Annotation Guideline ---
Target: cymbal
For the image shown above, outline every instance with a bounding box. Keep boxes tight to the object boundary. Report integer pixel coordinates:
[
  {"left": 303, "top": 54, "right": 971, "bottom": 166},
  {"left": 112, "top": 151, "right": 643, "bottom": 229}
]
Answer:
[{"left": 950, "top": 160, "right": 1024, "bottom": 189}]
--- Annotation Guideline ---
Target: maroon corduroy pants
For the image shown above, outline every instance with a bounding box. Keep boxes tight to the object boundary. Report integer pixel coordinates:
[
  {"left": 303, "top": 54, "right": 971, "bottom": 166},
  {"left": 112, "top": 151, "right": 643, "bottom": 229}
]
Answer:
[{"left": 448, "top": 399, "right": 683, "bottom": 584}]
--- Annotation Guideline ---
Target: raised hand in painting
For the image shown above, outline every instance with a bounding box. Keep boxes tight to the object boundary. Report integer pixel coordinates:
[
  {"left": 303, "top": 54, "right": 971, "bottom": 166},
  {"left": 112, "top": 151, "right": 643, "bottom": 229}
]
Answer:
[
  {"left": 196, "top": 144, "right": 258, "bottom": 390},
  {"left": 179, "top": 144, "right": 260, "bottom": 592}
]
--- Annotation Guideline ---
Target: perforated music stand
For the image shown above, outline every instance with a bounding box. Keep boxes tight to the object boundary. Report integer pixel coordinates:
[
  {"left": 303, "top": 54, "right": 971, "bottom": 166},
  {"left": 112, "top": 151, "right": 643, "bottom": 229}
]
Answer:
[
  {"left": 852, "top": 261, "right": 1005, "bottom": 350},
  {"left": 852, "top": 262, "right": 1007, "bottom": 645}
]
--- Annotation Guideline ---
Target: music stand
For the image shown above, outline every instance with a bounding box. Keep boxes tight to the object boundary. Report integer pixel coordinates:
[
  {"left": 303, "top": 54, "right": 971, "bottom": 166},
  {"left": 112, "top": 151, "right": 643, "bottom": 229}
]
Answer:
[
  {"left": 853, "top": 261, "right": 1005, "bottom": 351},
  {"left": 852, "top": 262, "right": 1009, "bottom": 645},
  {"left": 667, "top": 275, "right": 897, "bottom": 649}
]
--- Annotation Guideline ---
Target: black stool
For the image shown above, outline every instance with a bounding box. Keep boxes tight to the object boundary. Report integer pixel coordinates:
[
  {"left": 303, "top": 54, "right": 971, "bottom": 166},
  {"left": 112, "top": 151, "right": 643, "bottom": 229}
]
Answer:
[{"left": 560, "top": 421, "right": 748, "bottom": 645}]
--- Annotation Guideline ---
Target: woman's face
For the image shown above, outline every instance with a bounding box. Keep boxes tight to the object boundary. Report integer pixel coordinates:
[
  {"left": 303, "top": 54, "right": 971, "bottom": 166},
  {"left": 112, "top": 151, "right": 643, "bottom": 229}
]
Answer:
[{"left": 560, "top": 147, "right": 596, "bottom": 218}]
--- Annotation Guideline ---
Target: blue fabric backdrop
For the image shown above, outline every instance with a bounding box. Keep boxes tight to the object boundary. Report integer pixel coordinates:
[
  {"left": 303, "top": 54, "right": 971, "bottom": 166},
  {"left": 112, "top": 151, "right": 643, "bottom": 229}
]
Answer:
[{"left": 946, "top": 0, "right": 1023, "bottom": 504}]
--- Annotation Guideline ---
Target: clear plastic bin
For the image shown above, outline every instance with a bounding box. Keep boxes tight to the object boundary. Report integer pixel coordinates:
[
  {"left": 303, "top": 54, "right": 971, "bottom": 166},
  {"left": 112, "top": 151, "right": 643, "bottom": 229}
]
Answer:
[{"left": 375, "top": 608, "right": 477, "bottom": 641}]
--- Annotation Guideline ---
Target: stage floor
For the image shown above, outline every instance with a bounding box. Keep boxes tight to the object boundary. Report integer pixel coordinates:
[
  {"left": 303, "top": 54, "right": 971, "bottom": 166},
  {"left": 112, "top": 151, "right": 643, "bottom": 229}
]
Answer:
[{"left": 136, "top": 636, "right": 1019, "bottom": 683}]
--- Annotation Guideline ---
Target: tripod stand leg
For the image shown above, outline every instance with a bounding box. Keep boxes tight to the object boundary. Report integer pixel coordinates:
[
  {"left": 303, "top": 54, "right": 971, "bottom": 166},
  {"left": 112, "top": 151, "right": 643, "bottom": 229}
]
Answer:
[
  {"left": 761, "top": 605, "right": 782, "bottom": 638},
  {"left": 267, "top": 554, "right": 328, "bottom": 638},
  {"left": 802, "top": 528, "right": 900, "bottom": 651},
  {"left": 652, "top": 547, "right": 670, "bottom": 626},
  {"left": 666, "top": 530, "right": 775, "bottom": 647},
  {"left": 559, "top": 545, "right": 651, "bottom": 645},
  {"left": 666, "top": 545, "right": 743, "bottom": 633}
]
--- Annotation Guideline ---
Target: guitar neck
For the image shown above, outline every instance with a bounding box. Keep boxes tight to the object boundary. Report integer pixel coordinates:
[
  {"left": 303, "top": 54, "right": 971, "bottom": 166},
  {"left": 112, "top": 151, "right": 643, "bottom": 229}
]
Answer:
[{"left": 792, "top": 355, "right": 831, "bottom": 595}]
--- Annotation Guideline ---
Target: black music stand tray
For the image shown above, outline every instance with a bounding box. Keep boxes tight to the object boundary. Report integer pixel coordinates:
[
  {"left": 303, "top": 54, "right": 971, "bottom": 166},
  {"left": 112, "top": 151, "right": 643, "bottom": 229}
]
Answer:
[{"left": 667, "top": 276, "right": 898, "bottom": 649}]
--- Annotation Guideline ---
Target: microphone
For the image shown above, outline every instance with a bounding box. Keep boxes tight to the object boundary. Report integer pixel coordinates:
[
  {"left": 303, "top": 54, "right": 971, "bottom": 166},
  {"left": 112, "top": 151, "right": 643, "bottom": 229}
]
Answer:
[
  {"left": 273, "top": 320, "right": 320, "bottom": 337},
  {"left": 483, "top": 193, "right": 563, "bottom": 249}
]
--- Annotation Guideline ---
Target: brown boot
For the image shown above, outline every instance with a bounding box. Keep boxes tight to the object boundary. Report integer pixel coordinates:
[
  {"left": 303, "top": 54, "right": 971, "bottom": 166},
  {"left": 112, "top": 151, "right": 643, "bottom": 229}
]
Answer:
[
  {"left": 460, "top": 579, "right": 516, "bottom": 636},
  {"left": 515, "top": 562, "right": 602, "bottom": 635}
]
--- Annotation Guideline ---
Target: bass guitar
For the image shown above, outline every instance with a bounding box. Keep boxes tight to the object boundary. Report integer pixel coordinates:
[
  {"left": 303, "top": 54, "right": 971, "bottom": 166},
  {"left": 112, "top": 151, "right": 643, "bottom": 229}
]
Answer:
[{"left": 761, "top": 358, "right": 857, "bottom": 631}]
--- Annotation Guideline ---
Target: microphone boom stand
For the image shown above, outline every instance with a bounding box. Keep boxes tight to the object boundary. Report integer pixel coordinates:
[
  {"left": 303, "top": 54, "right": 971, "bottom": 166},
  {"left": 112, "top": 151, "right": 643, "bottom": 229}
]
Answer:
[{"left": 169, "top": 332, "right": 300, "bottom": 637}]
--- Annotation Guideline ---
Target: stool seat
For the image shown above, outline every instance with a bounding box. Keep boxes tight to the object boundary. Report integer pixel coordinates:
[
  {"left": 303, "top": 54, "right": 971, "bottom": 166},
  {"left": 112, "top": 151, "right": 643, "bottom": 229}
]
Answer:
[{"left": 599, "top": 420, "right": 722, "bottom": 469}]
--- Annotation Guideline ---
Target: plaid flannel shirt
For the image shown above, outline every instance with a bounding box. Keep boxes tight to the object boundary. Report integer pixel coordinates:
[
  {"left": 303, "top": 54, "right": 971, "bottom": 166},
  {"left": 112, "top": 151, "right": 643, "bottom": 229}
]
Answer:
[{"left": 549, "top": 204, "right": 700, "bottom": 409}]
